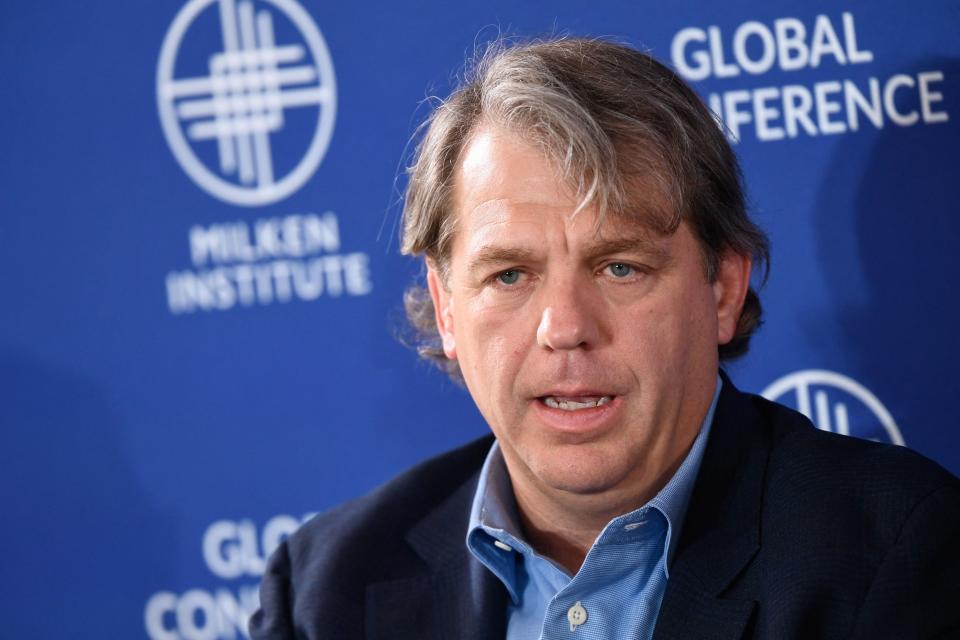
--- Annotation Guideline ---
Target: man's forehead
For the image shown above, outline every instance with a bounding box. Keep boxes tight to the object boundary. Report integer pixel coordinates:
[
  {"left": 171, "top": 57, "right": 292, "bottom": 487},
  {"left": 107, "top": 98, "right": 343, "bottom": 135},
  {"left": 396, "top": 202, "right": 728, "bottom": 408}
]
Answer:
[
  {"left": 450, "top": 122, "right": 681, "bottom": 257},
  {"left": 456, "top": 128, "right": 574, "bottom": 209},
  {"left": 452, "top": 127, "right": 680, "bottom": 222}
]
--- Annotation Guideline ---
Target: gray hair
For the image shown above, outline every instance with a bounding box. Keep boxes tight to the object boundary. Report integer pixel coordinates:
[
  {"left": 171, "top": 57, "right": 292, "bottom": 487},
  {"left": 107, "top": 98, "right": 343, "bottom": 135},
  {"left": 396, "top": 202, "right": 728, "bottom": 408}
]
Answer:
[{"left": 400, "top": 37, "right": 769, "bottom": 381}]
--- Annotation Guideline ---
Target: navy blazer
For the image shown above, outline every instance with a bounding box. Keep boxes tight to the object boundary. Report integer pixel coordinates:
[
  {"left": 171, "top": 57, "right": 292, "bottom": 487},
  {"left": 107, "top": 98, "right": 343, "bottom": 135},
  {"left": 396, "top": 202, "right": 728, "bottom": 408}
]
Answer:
[{"left": 250, "top": 379, "right": 960, "bottom": 639}]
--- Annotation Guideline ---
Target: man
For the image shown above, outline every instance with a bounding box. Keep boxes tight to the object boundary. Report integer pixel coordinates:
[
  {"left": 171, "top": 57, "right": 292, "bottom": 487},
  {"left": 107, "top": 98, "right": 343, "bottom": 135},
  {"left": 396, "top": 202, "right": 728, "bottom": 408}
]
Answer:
[{"left": 250, "top": 38, "right": 959, "bottom": 639}]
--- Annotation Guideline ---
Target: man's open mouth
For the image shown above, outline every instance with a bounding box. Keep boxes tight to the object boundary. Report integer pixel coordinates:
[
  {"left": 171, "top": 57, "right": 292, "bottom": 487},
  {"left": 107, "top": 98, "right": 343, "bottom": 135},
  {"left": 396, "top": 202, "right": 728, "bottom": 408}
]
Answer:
[{"left": 541, "top": 396, "right": 613, "bottom": 411}]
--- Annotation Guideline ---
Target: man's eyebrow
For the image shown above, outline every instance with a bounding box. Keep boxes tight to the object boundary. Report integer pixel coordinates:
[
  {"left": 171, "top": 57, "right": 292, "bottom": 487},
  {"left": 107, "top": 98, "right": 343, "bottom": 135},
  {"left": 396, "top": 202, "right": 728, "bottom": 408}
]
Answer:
[
  {"left": 465, "top": 234, "right": 672, "bottom": 272},
  {"left": 466, "top": 246, "right": 539, "bottom": 273},
  {"left": 581, "top": 233, "right": 672, "bottom": 262}
]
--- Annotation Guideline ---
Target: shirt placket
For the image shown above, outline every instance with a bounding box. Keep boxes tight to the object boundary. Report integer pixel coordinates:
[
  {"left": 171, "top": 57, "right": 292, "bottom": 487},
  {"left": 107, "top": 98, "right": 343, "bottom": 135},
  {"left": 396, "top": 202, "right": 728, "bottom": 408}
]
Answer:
[{"left": 537, "top": 508, "right": 665, "bottom": 639}]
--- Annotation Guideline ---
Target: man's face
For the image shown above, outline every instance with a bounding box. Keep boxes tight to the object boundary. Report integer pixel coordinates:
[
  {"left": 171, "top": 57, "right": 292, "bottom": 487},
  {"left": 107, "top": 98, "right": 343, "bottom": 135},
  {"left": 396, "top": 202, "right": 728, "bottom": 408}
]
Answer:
[{"left": 428, "top": 125, "right": 749, "bottom": 511}]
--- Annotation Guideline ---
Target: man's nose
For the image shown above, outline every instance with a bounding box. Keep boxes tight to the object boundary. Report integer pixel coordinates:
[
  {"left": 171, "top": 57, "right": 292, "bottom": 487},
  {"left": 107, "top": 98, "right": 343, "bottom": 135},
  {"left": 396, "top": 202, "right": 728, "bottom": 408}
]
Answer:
[{"left": 536, "top": 279, "right": 602, "bottom": 351}]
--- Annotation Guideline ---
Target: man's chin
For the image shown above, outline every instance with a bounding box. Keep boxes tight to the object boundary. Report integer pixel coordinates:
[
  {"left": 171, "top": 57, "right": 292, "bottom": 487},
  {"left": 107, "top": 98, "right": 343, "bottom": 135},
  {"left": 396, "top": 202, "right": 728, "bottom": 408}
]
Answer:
[
  {"left": 501, "top": 437, "right": 643, "bottom": 501},
  {"left": 528, "top": 454, "right": 632, "bottom": 498}
]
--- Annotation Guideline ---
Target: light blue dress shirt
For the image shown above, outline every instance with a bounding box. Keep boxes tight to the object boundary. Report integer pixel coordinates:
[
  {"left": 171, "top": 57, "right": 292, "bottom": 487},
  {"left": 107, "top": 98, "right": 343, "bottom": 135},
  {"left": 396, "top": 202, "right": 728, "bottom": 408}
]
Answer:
[{"left": 466, "top": 377, "right": 721, "bottom": 640}]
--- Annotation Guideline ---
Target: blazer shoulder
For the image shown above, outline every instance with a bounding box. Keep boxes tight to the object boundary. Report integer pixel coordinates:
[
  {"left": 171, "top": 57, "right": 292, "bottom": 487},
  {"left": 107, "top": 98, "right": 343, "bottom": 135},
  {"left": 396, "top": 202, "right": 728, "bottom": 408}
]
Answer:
[
  {"left": 250, "top": 435, "right": 494, "bottom": 639},
  {"left": 758, "top": 392, "right": 957, "bottom": 489},
  {"left": 285, "top": 434, "right": 493, "bottom": 578},
  {"left": 752, "top": 392, "right": 959, "bottom": 543}
]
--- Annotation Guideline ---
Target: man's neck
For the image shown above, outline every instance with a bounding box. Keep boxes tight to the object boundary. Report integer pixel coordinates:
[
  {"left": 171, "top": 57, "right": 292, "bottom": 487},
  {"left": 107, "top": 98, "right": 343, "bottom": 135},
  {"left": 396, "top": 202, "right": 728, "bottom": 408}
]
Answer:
[{"left": 510, "top": 445, "right": 691, "bottom": 575}]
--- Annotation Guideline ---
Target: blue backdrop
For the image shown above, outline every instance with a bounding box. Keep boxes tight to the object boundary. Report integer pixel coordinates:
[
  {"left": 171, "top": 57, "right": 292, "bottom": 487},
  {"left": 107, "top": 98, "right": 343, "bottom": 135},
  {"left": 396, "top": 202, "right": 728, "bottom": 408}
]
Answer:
[{"left": 1, "top": 1, "right": 957, "bottom": 638}]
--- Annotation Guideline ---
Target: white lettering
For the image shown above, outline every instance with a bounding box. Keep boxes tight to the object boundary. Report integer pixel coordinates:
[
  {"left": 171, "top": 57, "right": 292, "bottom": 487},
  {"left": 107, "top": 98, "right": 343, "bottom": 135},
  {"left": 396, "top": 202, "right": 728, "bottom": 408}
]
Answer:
[
  {"left": 810, "top": 14, "right": 847, "bottom": 67},
  {"left": 177, "top": 590, "right": 218, "bottom": 640},
  {"left": 671, "top": 9, "right": 948, "bottom": 141},
  {"left": 190, "top": 225, "right": 228, "bottom": 267},
  {"left": 709, "top": 71, "right": 951, "bottom": 141},
  {"left": 708, "top": 93, "right": 723, "bottom": 124},
  {"left": 202, "top": 516, "right": 307, "bottom": 578},
  {"left": 343, "top": 253, "right": 374, "bottom": 296},
  {"left": 271, "top": 260, "right": 294, "bottom": 303},
  {"left": 671, "top": 27, "right": 711, "bottom": 81},
  {"left": 186, "top": 214, "right": 343, "bottom": 267},
  {"left": 321, "top": 256, "right": 344, "bottom": 296},
  {"left": 774, "top": 18, "right": 808, "bottom": 71},
  {"left": 233, "top": 265, "right": 256, "bottom": 306},
  {"left": 814, "top": 81, "right": 846, "bottom": 135},
  {"left": 722, "top": 90, "right": 752, "bottom": 140},
  {"left": 229, "top": 224, "right": 256, "bottom": 263},
  {"left": 145, "top": 592, "right": 180, "bottom": 640},
  {"left": 290, "top": 259, "right": 324, "bottom": 300},
  {"left": 237, "top": 521, "right": 267, "bottom": 575},
  {"left": 261, "top": 516, "right": 301, "bottom": 558},
  {"left": 166, "top": 253, "right": 374, "bottom": 314},
  {"left": 752, "top": 87, "right": 784, "bottom": 141},
  {"left": 842, "top": 12, "right": 873, "bottom": 64},
  {"left": 844, "top": 78, "right": 883, "bottom": 131},
  {"left": 918, "top": 71, "right": 949, "bottom": 123},
  {"left": 144, "top": 515, "right": 313, "bottom": 639},
  {"left": 782, "top": 85, "right": 818, "bottom": 137},
  {"left": 303, "top": 212, "right": 340, "bottom": 253},
  {"left": 709, "top": 26, "right": 740, "bottom": 78},
  {"left": 253, "top": 219, "right": 282, "bottom": 258},
  {"left": 146, "top": 586, "right": 260, "bottom": 640},
  {"left": 884, "top": 74, "right": 919, "bottom": 126},
  {"left": 254, "top": 264, "right": 273, "bottom": 305},
  {"left": 203, "top": 520, "right": 265, "bottom": 578},
  {"left": 203, "top": 521, "right": 244, "bottom": 580},
  {"left": 673, "top": 13, "right": 874, "bottom": 79},
  {"left": 733, "top": 21, "right": 776, "bottom": 75},
  {"left": 214, "top": 588, "right": 256, "bottom": 640}
]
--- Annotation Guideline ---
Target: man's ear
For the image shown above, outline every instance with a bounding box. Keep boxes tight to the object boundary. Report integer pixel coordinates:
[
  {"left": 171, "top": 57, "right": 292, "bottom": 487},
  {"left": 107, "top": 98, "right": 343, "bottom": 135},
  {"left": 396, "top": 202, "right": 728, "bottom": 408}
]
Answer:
[
  {"left": 713, "top": 251, "right": 752, "bottom": 346},
  {"left": 426, "top": 261, "right": 457, "bottom": 360}
]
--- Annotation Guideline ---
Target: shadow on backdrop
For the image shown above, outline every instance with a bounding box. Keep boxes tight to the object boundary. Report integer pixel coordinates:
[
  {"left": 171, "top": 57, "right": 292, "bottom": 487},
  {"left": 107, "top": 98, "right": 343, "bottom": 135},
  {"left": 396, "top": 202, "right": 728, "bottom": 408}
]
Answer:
[
  {"left": 812, "top": 58, "right": 960, "bottom": 471},
  {"left": 0, "top": 353, "right": 178, "bottom": 636}
]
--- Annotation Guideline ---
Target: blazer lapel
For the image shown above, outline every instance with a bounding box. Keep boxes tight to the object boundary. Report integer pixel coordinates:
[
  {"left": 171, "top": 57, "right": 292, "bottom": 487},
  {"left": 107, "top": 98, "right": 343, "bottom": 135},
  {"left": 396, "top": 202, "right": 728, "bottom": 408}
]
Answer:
[
  {"left": 364, "top": 468, "right": 508, "bottom": 640},
  {"left": 653, "top": 375, "right": 769, "bottom": 640}
]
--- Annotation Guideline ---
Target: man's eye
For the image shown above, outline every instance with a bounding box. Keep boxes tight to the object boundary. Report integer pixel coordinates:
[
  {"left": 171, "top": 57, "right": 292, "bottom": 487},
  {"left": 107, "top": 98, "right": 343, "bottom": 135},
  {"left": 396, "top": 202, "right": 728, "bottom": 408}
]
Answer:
[
  {"left": 497, "top": 270, "right": 521, "bottom": 285},
  {"left": 606, "top": 263, "right": 634, "bottom": 278}
]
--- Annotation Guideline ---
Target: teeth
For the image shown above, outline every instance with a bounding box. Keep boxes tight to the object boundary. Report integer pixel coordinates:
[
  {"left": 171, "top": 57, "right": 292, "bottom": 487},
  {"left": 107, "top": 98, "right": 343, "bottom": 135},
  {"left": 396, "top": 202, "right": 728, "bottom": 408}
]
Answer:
[{"left": 544, "top": 396, "right": 612, "bottom": 411}]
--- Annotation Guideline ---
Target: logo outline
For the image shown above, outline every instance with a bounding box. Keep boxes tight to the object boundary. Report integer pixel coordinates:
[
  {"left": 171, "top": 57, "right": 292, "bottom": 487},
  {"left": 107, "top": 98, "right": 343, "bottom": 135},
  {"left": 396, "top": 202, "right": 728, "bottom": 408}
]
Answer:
[
  {"left": 761, "top": 369, "right": 904, "bottom": 445},
  {"left": 157, "top": 0, "right": 337, "bottom": 207}
]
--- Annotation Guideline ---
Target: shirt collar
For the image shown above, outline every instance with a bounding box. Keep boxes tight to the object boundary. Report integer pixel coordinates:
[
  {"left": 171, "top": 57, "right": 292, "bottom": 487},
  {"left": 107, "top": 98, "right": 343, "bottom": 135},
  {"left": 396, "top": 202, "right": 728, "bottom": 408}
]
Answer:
[
  {"left": 465, "top": 434, "right": 526, "bottom": 603},
  {"left": 647, "top": 375, "right": 721, "bottom": 570}
]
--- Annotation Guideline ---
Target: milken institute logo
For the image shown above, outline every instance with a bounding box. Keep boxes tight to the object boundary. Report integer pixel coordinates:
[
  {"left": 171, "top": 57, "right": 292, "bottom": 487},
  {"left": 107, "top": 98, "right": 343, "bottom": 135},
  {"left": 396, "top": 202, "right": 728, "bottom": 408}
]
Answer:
[{"left": 157, "top": 0, "right": 337, "bottom": 206}]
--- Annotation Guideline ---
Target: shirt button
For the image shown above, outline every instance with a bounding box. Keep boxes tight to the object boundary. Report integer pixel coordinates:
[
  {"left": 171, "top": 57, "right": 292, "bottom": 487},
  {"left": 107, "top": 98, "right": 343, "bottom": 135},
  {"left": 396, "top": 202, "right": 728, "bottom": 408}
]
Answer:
[
  {"left": 493, "top": 540, "right": 513, "bottom": 552},
  {"left": 567, "top": 601, "right": 587, "bottom": 631}
]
